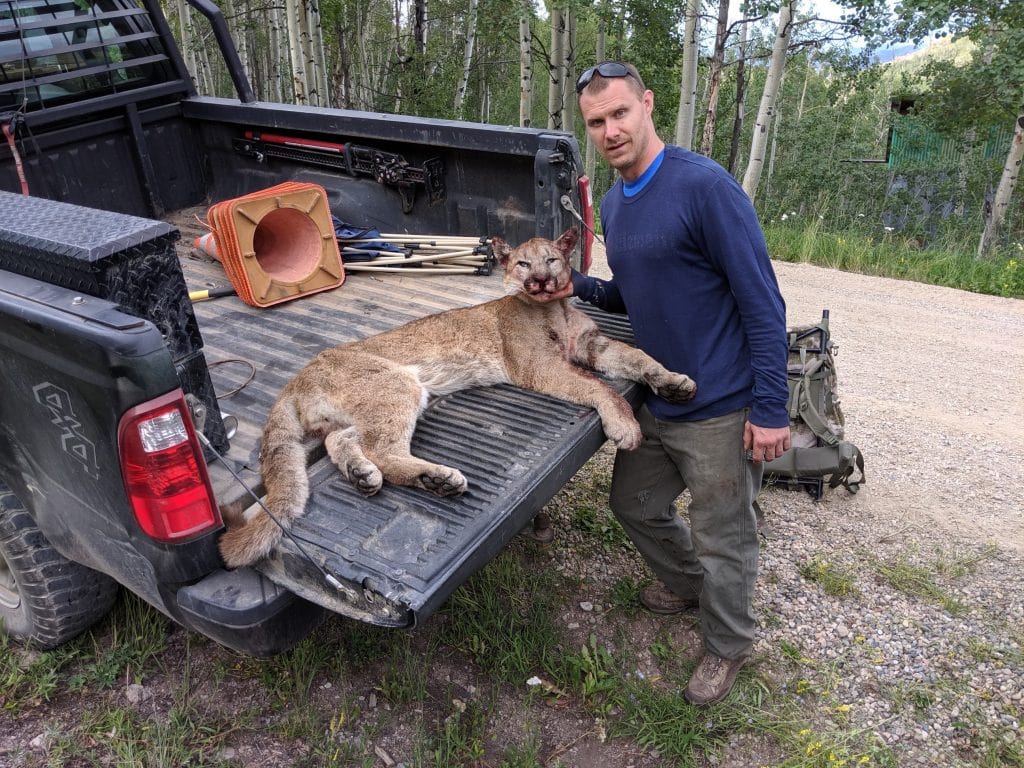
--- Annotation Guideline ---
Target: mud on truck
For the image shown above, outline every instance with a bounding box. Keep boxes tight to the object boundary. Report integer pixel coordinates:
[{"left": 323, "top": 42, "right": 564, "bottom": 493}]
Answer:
[{"left": 0, "top": 0, "right": 643, "bottom": 656}]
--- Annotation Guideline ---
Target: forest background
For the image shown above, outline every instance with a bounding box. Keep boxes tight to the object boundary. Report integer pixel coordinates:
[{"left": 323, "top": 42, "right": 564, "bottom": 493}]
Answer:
[{"left": 166, "top": 0, "right": 1024, "bottom": 298}]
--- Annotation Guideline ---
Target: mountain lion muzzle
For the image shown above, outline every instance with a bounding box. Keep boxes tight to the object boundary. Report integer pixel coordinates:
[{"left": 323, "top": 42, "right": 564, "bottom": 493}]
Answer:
[{"left": 218, "top": 228, "right": 696, "bottom": 568}]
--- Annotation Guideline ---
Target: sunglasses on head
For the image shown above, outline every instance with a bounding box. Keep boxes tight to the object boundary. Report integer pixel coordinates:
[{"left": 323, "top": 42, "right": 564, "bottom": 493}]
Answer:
[{"left": 575, "top": 61, "right": 635, "bottom": 94}]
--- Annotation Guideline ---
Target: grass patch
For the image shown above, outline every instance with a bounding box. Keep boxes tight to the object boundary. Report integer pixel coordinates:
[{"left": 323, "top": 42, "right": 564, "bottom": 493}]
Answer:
[
  {"left": 765, "top": 221, "right": 1024, "bottom": 298},
  {"left": 78, "top": 703, "right": 235, "bottom": 767},
  {"left": 0, "top": 633, "right": 78, "bottom": 712},
  {"left": 570, "top": 500, "right": 633, "bottom": 551},
  {"left": 868, "top": 551, "right": 967, "bottom": 615},
  {"left": 798, "top": 555, "right": 860, "bottom": 598},
  {"left": 434, "top": 546, "right": 569, "bottom": 686}
]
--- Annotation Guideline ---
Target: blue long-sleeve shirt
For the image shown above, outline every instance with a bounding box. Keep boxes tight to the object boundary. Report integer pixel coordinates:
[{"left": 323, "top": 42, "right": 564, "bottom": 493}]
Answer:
[{"left": 573, "top": 145, "right": 790, "bottom": 428}]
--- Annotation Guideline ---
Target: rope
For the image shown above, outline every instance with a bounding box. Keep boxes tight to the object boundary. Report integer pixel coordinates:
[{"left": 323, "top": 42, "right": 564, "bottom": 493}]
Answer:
[{"left": 2, "top": 119, "right": 29, "bottom": 196}]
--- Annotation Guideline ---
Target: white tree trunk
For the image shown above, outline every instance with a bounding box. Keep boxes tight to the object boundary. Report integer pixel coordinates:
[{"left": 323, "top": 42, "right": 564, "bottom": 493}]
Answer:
[
  {"left": 742, "top": 0, "right": 795, "bottom": 201},
  {"left": 585, "top": 4, "right": 607, "bottom": 181},
  {"left": 174, "top": 0, "right": 197, "bottom": 88},
  {"left": 796, "top": 53, "right": 812, "bottom": 123},
  {"left": 306, "top": 0, "right": 329, "bottom": 106},
  {"left": 765, "top": 77, "right": 784, "bottom": 199},
  {"left": 269, "top": 2, "right": 284, "bottom": 102},
  {"left": 519, "top": 15, "right": 533, "bottom": 127},
  {"left": 699, "top": 0, "right": 730, "bottom": 156},
  {"left": 727, "top": 18, "right": 749, "bottom": 174},
  {"left": 454, "top": 0, "right": 480, "bottom": 115},
  {"left": 561, "top": 8, "right": 576, "bottom": 131},
  {"left": 285, "top": 0, "right": 308, "bottom": 104},
  {"left": 547, "top": 7, "right": 564, "bottom": 130},
  {"left": 674, "top": 0, "right": 700, "bottom": 149},
  {"left": 978, "top": 113, "right": 1024, "bottom": 258},
  {"left": 414, "top": 0, "right": 429, "bottom": 55}
]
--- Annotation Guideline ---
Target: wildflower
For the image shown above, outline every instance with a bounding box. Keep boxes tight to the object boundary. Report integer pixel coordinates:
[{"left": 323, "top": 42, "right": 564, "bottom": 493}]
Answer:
[
  {"left": 883, "top": 226, "right": 894, "bottom": 233},
  {"left": 781, "top": 214, "right": 789, "bottom": 221},
  {"left": 836, "top": 703, "right": 853, "bottom": 713}
]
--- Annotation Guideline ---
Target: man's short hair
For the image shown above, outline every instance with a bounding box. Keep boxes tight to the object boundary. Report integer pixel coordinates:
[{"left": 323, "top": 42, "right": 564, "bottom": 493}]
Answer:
[{"left": 576, "top": 61, "right": 646, "bottom": 100}]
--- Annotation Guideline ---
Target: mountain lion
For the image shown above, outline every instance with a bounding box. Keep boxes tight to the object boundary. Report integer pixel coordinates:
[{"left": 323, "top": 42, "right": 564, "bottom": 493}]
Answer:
[{"left": 219, "top": 228, "right": 696, "bottom": 568}]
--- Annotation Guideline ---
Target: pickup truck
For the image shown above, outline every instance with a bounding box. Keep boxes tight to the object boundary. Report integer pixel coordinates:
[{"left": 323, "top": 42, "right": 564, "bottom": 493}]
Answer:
[{"left": 0, "top": 0, "right": 633, "bottom": 657}]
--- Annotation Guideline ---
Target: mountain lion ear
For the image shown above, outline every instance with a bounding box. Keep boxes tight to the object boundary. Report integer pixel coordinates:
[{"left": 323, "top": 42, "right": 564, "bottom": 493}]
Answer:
[
  {"left": 491, "top": 237, "right": 511, "bottom": 266},
  {"left": 554, "top": 228, "right": 578, "bottom": 257}
]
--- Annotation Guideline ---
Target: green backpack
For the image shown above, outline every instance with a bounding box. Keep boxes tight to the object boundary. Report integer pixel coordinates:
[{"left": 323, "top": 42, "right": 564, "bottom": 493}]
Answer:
[{"left": 762, "top": 310, "right": 865, "bottom": 500}]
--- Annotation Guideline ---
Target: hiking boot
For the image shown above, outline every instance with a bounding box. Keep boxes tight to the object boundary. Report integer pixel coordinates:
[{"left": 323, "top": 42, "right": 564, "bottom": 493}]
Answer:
[
  {"left": 639, "top": 580, "right": 699, "bottom": 614},
  {"left": 683, "top": 653, "right": 747, "bottom": 706}
]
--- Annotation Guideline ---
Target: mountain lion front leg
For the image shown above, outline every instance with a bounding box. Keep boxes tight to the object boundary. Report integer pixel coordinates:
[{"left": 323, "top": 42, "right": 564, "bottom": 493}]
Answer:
[
  {"left": 513, "top": 361, "right": 643, "bottom": 450},
  {"left": 575, "top": 328, "right": 697, "bottom": 403}
]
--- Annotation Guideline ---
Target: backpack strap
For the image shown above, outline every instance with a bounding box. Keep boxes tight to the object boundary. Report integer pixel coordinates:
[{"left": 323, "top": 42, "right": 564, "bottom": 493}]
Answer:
[
  {"left": 791, "top": 353, "right": 840, "bottom": 446},
  {"left": 827, "top": 442, "right": 865, "bottom": 494}
]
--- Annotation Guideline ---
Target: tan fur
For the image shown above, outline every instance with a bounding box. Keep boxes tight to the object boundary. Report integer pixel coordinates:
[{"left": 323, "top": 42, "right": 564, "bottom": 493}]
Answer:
[{"left": 218, "top": 229, "right": 696, "bottom": 568}]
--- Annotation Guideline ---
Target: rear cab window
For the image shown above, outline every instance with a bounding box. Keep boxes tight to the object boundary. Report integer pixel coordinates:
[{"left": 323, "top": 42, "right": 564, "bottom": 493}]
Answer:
[{"left": 1, "top": 0, "right": 178, "bottom": 113}]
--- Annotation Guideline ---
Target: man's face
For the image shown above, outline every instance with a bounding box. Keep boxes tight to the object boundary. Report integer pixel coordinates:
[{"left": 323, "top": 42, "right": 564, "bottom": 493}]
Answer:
[{"left": 578, "top": 78, "right": 656, "bottom": 182}]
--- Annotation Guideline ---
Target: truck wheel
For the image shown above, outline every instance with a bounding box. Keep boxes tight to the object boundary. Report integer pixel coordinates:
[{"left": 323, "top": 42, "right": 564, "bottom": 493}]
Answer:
[{"left": 0, "top": 487, "right": 119, "bottom": 649}]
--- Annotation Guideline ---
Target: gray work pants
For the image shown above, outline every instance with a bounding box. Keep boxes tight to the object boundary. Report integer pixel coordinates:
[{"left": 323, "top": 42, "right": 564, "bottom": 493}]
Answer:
[{"left": 609, "top": 405, "right": 761, "bottom": 660}]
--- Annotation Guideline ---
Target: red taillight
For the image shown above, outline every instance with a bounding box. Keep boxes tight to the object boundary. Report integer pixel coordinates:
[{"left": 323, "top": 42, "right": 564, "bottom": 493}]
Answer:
[
  {"left": 578, "top": 176, "right": 595, "bottom": 273},
  {"left": 118, "top": 391, "right": 221, "bottom": 543}
]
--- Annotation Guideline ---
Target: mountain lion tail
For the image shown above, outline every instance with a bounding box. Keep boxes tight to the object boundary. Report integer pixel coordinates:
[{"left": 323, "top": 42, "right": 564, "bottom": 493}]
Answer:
[{"left": 218, "top": 399, "right": 310, "bottom": 568}]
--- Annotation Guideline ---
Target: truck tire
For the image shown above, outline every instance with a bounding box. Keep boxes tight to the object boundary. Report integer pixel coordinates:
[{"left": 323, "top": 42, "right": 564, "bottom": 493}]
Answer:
[{"left": 0, "top": 487, "right": 119, "bottom": 649}]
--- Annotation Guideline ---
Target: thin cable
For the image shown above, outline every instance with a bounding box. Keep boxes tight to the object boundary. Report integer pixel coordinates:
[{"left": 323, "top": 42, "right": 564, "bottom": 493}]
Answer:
[
  {"left": 196, "top": 431, "right": 343, "bottom": 590},
  {"left": 560, "top": 194, "right": 605, "bottom": 246},
  {"left": 207, "top": 358, "right": 256, "bottom": 399}
]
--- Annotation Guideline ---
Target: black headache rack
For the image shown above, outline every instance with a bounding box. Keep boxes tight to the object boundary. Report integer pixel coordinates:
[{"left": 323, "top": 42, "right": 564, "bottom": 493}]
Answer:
[
  {"left": 0, "top": 0, "right": 193, "bottom": 125},
  {"left": 250, "top": 307, "right": 640, "bottom": 628}
]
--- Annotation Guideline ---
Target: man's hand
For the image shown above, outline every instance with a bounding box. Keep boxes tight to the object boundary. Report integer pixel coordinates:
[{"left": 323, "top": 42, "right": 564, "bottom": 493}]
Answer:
[{"left": 744, "top": 421, "right": 791, "bottom": 464}]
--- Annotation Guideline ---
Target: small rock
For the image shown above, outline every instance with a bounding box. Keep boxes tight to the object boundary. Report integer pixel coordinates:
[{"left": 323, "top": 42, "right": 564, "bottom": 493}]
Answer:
[{"left": 126, "top": 683, "right": 150, "bottom": 704}]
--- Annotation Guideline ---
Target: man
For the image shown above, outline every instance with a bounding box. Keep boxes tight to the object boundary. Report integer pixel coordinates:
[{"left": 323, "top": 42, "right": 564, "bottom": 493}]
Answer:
[{"left": 570, "top": 61, "right": 791, "bottom": 705}]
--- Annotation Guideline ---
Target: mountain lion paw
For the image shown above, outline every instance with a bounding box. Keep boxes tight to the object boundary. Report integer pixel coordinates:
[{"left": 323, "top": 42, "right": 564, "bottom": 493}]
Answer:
[
  {"left": 346, "top": 460, "right": 383, "bottom": 495},
  {"left": 604, "top": 417, "right": 642, "bottom": 451},
  {"left": 651, "top": 373, "right": 697, "bottom": 402},
  {"left": 419, "top": 466, "right": 468, "bottom": 496}
]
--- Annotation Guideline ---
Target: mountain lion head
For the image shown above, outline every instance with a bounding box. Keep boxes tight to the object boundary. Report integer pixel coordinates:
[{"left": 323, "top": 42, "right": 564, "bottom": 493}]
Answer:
[{"left": 492, "top": 228, "right": 578, "bottom": 301}]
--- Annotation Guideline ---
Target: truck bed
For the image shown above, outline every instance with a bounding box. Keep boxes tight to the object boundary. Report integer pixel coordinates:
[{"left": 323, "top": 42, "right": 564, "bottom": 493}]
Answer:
[{"left": 170, "top": 210, "right": 639, "bottom": 627}]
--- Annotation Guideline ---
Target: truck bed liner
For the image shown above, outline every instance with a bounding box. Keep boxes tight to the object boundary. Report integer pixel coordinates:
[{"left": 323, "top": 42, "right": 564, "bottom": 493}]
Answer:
[{"left": 172, "top": 211, "right": 638, "bottom": 626}]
